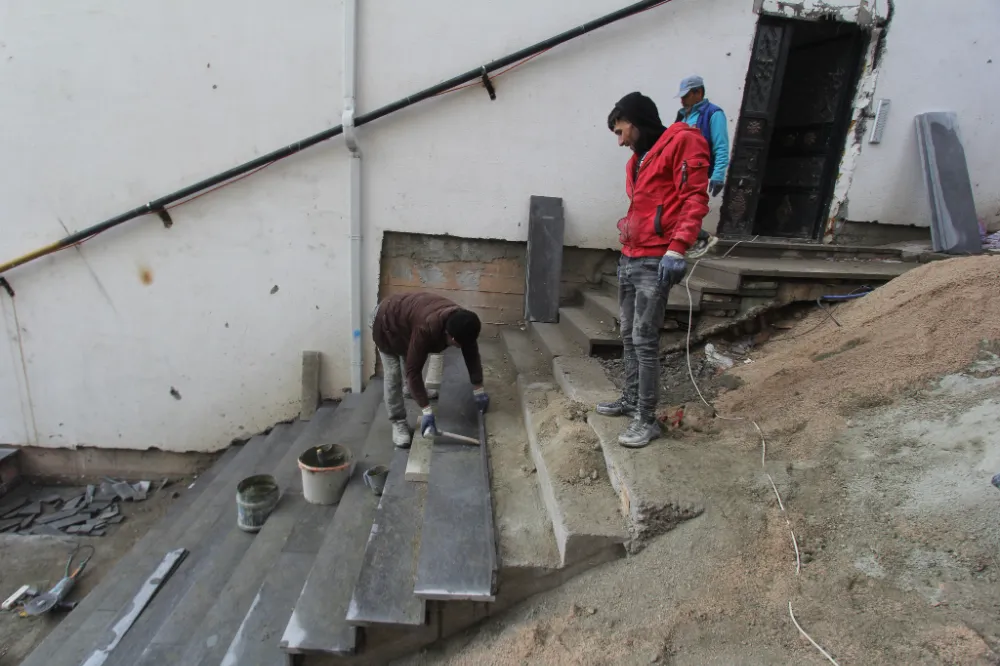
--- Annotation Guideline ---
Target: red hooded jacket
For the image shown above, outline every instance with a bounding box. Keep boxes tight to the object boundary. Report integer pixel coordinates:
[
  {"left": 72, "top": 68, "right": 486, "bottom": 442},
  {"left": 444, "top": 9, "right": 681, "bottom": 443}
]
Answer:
[{"left": 618, "top": 123, "right": 711, "bottom": 257}]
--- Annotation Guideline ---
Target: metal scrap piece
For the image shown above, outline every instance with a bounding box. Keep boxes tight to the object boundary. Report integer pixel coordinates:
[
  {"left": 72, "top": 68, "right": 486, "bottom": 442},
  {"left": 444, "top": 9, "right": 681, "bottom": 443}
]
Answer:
[
  {"left": 131, "top": 481, "right": 151, "bottom": 502},
  {"left": 63, "top": 495, "right": 85, "bottom": 512},
  {"left": 111, "top": 482, "right": 136, "bottom": 502},
  {"left": 37, "top": 508, "right": 82, "bottom": 525},
  {"left": 0, "top": 518, "right": 21, "bottom": 532},
  {"left": 79, "top": 548, "right": 188, "bottom": 666},
  {"left": 16, "top": 502, "right": 42, "bottom": 516},
  {"left": 49, "top": 514, "right": 90, "bottom": 530}
]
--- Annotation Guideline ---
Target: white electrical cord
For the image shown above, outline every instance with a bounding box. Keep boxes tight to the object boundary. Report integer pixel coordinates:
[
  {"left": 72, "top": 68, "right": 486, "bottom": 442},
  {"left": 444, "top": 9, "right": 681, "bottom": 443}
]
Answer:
[{"left": 681, "top": 238, "right": 838, "bottom": 665}]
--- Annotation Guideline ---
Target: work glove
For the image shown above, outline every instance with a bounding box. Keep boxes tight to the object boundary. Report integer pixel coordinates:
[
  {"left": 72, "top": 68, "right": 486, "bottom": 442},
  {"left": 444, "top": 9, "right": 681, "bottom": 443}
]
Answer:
[
  {"left": 473, "top": 387, "right": 490, "bottom": 414},
  {"left": 709, "top": 180, "right": 724, "bottom": 197},
  {"left": 658, "top": 251, "right": 688, "bottom": 294},
  {"left": 420, "top": 407, "right": 438, "bottom": 438}
]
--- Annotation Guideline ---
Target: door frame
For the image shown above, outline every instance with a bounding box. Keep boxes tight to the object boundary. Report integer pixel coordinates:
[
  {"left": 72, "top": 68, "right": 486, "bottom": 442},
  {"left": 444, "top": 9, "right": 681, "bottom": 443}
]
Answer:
[{"left": 718, "top": 15, "right": 872, "bottom": 241}]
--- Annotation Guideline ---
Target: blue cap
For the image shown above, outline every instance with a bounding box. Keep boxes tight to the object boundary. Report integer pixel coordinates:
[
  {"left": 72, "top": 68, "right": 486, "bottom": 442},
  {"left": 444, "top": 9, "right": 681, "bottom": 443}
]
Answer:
[{"left": 675, "top": 74, "right": 705, "bottom": 98}]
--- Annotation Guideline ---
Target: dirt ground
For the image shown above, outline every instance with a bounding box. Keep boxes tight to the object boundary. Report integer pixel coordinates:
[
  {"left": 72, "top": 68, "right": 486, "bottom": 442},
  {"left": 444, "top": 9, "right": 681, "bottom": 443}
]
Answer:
[
  {"left": 398, "top": 256, "right": 1000, "bottom": 665},
  {"left": 0, "top": 480, "right": 190, "bottom": 663}
]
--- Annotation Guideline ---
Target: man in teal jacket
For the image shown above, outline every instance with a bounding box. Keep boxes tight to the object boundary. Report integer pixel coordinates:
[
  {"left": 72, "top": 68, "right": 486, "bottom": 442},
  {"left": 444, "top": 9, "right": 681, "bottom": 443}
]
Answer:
[{"left": 674, "top": 75, "right": 728, "bottom": 258}]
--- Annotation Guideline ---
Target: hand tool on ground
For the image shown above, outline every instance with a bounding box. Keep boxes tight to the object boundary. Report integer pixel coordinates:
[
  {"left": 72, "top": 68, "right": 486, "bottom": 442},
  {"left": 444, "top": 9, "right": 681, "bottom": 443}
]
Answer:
[
  {"left": 22, "top": 544, "right": 95, "bottom": 616},
  {"left": 437, "top": 430, "right": 480, "bottom": 446}
]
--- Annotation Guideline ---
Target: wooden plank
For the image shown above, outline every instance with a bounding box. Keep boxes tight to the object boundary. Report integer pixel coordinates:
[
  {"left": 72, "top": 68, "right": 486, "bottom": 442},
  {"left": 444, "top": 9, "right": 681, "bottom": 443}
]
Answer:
[{"left": 414, "top": 350, "right": 497, "bottom": 601}]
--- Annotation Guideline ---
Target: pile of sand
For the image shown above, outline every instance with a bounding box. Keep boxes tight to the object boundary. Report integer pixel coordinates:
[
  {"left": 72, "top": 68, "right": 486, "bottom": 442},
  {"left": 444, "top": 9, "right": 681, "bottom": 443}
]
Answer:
[{"left": 717, "top": 255, "right": 1000, "bottom": 449}]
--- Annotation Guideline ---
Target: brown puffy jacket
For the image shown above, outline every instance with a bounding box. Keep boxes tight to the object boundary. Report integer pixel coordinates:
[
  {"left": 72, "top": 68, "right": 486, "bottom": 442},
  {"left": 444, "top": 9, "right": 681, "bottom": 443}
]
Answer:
[{"left": 372, "top": 292, "right": 483, "bottom": 407}]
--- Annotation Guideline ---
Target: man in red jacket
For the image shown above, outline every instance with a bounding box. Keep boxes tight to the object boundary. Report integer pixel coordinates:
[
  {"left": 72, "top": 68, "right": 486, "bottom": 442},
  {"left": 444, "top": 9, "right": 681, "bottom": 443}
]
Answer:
[{"left": 598, "top": 92, "right": 710, "bottom": 448}]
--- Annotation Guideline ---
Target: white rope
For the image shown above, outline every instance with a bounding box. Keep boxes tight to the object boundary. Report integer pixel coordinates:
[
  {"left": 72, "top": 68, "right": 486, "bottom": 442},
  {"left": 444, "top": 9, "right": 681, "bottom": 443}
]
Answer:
[
  {"left": 681, "top": 238, "right": 835, "bottom": 662},
  {"left": 789, "top": 603, "right": 841, "bottom": 665}
]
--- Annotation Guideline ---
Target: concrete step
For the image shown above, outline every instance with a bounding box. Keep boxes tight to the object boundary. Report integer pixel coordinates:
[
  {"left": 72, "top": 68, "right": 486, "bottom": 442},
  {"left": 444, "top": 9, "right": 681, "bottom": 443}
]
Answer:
[
  {"left": 687, "top": 259, "right": 742, "bottom": 292},
  {"left": 128, "top": 423, "right": 309, "bottom": 666},
  {"left": 281, "top": 388, "right": 397, "bottom": 657},
  {"left": 698, "top": 256, "right": 912, "bottom": 281},
  {"left": 580, "top": 287, "right": 620, "bottom": 325},
  {"left": 515, "top": 374, "right": 627, "bottom": 566},
  {"left": 529, "top": 321, "right": 584, "bottom": 360},
  {"left": 17, "top": 443, "right": 242, "bottom": 666},
  {"left": 185, "top": 385, "right": 383, "bottom": 666},
  {"left": 552, "top": 356, "right": 618, "bottom": 409},
  {"left": 345, "top": 447, "right": 427, "bottom": 627},
  {"left": 714, "top": 239, "right": 907, "bottom": 262},
  {"left": 414, "top": 349, "right": 497, "bottom": 602},
  {"left": 31, "top": 421, "right": 304, "bottom": 666},
  {"left": 558, "top": 306, "right": 621, "bottom": 357},
  {"left": 478, "top": 340, "right": 560, "bottom": 573},
  {"left": 500, "top": 326, "right": 551, "bottom": 379}
]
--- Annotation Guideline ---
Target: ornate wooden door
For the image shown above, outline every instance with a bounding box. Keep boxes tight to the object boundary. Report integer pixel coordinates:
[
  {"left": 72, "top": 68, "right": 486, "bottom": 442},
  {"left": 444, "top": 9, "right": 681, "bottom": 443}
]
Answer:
[{"left": 717, "top": 20, "right": 792, "bottom": 238}]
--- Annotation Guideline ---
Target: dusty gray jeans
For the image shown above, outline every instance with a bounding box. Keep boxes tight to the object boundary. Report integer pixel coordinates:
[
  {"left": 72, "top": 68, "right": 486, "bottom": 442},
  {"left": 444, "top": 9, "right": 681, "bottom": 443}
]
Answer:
[
  {"left": 370, "top": 302, "right": 442, "bottom": 423},
  {"left": 618, "top": 255, "right": 668, "bottom": 421}
]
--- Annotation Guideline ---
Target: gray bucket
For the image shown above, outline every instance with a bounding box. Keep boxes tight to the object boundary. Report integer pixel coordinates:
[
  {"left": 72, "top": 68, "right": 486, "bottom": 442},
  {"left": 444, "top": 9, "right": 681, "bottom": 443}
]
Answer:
[
  {"left": 236, "top": 474, "right": 280, "bottom": 532},
  {"left": 298, "top": 444, "right": 354, "bottom": 505},
  {"left": 363, "top": 465, "right": 389, "bottom": 496}
]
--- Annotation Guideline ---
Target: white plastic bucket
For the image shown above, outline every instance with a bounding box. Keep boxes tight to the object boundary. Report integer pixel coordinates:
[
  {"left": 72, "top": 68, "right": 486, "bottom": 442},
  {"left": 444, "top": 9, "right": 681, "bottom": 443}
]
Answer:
[{"left": 298, "top": 444, "right": 354, "bottom": 505}]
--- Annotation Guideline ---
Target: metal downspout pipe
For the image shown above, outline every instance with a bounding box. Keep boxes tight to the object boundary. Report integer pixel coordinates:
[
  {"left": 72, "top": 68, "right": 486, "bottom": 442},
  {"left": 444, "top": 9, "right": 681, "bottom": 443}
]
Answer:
[{"left": 343, "top": 0, "right": 363, "bottom": 394}]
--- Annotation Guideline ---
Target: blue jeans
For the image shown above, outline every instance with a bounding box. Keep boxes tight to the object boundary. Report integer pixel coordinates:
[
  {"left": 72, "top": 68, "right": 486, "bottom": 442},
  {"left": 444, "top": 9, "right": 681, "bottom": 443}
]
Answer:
[{"left": 618, "top": 256, "right": 668, "bottom": 421}]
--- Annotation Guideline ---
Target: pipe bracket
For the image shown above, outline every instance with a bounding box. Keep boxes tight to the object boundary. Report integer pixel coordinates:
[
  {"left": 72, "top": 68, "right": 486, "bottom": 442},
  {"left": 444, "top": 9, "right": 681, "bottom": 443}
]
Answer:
[{"left": 480, "top": 67, "right": 496, "bottom": 101}]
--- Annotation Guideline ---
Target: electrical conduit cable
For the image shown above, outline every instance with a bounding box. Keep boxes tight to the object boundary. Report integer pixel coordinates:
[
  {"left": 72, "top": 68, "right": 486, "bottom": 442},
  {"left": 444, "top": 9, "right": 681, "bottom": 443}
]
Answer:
[
  {"left": 0, "top": 0, "right": 675, "bottom": 278},
  {"left": 683, "top": 241, "right": 840, "bottom": 665}
]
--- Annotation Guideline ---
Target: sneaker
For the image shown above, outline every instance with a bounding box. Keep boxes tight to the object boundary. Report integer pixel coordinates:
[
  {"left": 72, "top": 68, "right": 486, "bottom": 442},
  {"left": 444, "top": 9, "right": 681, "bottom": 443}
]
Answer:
[
  {"left": 391, "top": 420, "right": 413, "bottom": 449},
  {"left": 686, "top": 233, "right": 718, "bottom": 260},
  {"left": 617, "top": 417, "right": 661, "bottom": 449},
  {"left": 596, "top": 397, "right": 637, "bottom": 418}
]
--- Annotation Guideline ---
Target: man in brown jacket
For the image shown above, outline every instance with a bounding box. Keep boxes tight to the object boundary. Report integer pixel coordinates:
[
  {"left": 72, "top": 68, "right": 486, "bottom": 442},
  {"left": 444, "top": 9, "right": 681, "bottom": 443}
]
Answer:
[{"left": 371, "top": 292, "right": 490, "bottom": 447}]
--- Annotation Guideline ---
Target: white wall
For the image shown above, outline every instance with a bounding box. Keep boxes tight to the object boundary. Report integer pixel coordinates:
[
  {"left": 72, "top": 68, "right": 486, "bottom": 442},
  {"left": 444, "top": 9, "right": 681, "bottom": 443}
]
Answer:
[
  {"left": 5, "top": 0, "right": 991, "bottom": 452},
  {"left": 0, "top": 0, "right": 349, "bottom": 451},
  {"left": 846, "top": 0, "right": 1000, "bottom": 228},
  {"left": 0, "top": 0, "right": 760, "bottom": 452}
]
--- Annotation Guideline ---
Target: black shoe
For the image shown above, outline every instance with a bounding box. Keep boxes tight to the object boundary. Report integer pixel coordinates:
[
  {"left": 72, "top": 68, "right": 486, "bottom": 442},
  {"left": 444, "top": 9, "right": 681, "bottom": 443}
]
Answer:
[
  {"left": 618, "top": 417, "right": 661, "bottom": 449},
  {"left": 596, "top": 397, "right": 637, "bottom": 418}
]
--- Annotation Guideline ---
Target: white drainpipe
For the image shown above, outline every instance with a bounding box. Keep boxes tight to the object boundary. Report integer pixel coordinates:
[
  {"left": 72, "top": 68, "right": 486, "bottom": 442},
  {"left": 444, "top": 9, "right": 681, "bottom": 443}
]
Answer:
[{"left": 343, "top": 0, "right": 363, "bottom": 393}]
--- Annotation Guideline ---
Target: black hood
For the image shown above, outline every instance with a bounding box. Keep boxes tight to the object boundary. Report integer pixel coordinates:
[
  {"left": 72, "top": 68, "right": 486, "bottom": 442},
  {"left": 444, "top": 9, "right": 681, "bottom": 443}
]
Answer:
[{"left": 610, "top": 92, "right": 666, "bottom": 155}]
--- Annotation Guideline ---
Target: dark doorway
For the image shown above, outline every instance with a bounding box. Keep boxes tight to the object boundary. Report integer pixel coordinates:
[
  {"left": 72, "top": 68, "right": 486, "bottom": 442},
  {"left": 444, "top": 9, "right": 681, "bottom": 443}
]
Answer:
[{"left": 718, "top": 17, "right": 868, "bottom": 240}]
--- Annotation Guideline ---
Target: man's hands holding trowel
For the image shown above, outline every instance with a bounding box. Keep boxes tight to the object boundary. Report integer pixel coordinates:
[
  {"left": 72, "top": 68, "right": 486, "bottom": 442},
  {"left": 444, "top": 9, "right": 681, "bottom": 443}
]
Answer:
[
  {"left": 419, "top": 386, "right": 490, "bottom": 440},
  {"left": 473, "top": 386, "right": 490, "bottom": 414},
  {"left": 420, "top": 407, "right": 438, "bottom": 438}
]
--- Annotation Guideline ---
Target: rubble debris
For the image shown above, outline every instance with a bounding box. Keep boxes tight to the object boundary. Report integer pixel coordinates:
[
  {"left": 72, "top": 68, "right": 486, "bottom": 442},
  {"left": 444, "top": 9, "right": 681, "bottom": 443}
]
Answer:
[
  {"left": 18, "top": 515, "right": 34, "bottom": 530},
  {"left": 110, "top": 480, "right": 136, "bottom": 501},
  {"left": 94, "top": 481, "right": 117, "bottom": 502},
  {"left": 62, "top": 495, "right": 85, "bottom": 512},
  {"left": 0, "top": 498, "right": 28, "bottom": 519},
  {"left": 15, "top": 502, "right": 41, "bottom": 517},
  {"left": 36, "top": 493, "right": 62, "bottom": 504},
  {"left": 85, "top": 484, "right": 95, "bottom": 505},
  {"left": 132, "top": 481, "right": 151, "bottom": 501},
  {"left": 0, "top": 518, "right": 21, "bottom": 532},
  {"left": 37, "top": 508, "right": 81, "bottom": 525},
  {"left": 704, "top": 343, "right": 735, "bottom": 370},
  {"left": 48, "top": 515, "right": 90, "bottom": 531}
]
